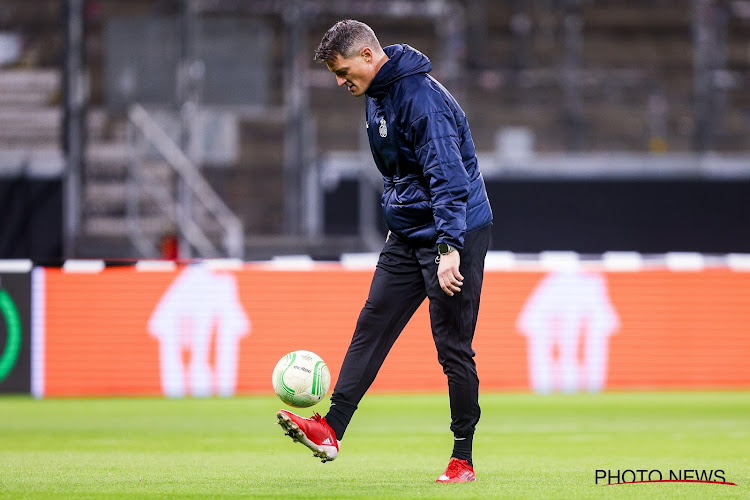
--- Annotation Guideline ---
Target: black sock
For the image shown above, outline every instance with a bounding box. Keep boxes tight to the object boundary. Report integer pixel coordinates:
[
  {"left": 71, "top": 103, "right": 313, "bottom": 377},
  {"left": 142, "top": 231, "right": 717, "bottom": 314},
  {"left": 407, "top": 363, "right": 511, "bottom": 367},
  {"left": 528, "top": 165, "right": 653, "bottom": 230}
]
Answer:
[
  {"left": 324, "top": 411, "right": 346, "bottom": 441},
  {"left": 324, "top": 402, "right": 355, "bottom": 441},
  {"left": 451, "top": 434, "right": 473, "bottom": 466},
  {"left": 323, "top": 398, "right": 358, "bottom": 441}
]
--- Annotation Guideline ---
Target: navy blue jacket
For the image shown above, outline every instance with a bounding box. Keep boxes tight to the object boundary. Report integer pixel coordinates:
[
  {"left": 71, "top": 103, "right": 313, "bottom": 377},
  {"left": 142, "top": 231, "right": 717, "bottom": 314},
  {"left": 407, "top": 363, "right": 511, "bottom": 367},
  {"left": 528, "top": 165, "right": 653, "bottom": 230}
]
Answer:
[{"left": 365, "top": 44, "right": 492, "bottom": 250}]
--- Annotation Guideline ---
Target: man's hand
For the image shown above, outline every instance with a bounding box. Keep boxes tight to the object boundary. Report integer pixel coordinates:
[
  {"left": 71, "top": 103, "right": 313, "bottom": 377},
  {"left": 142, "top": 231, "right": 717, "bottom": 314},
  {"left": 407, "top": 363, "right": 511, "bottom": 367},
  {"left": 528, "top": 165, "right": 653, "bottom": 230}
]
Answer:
[{"left": 437, "top": 251, "right": 463, "bottom": 296}]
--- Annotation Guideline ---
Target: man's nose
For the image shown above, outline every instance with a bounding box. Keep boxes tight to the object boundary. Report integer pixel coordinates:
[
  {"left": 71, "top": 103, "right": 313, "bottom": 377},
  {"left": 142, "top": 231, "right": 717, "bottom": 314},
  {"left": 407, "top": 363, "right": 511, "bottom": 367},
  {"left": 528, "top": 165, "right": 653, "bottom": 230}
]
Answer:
[{"left": 336, "top": 76, "right": 346, "bottom": 86}]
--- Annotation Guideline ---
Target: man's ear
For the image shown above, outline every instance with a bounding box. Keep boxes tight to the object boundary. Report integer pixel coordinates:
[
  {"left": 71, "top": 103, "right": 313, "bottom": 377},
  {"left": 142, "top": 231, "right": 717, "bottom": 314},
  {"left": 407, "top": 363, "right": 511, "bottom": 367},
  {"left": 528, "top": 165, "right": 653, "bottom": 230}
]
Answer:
[{"left": 360, "top": 47, "right": 373, "bottom": 63}]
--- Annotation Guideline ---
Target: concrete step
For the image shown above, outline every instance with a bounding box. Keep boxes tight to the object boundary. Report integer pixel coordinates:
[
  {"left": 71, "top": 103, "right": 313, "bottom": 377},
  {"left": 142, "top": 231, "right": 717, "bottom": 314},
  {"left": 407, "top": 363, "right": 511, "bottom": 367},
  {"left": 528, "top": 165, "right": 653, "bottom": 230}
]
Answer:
[
  {"left": 0, "top": 91, "right": 51, "bottom": 106},
  {"left": 87, "top": 141, "right": 127, "bottom": 167},
  {"left": 86, "top": 159, "right": 174, "bottom": 183},
  {"left": 83, "top": 213, "right": 226, "bottom": 245},
  {"left": 84, "top": 180, "right": 173, "bottom": 215},
  {"left": 0, "top": 69, "right": 59, "bottom": 93},
  {"left": 0, "top": 107, "right": 107, "bottom": 140},
  {"left": 86, "top": 140, "right": 174, "bottom": 179},
  {"left": 84, "top": 214, "right": 173, "bottom": 238}
]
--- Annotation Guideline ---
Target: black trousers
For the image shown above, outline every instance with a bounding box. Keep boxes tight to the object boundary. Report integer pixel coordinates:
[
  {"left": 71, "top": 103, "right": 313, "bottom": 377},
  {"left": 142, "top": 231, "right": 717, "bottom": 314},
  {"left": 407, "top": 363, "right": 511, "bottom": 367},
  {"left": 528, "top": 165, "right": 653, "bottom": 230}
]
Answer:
[{"left": 325, "top": 224, "right": 492, "bottom": 440}]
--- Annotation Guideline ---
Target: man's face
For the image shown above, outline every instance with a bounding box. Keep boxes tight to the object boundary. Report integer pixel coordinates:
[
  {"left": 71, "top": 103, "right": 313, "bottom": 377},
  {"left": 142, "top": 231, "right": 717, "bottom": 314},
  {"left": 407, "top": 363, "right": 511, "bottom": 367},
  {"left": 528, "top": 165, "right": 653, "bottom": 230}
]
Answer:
[{"left": 325, "top": 49, "right": 375, "bottom": 97}]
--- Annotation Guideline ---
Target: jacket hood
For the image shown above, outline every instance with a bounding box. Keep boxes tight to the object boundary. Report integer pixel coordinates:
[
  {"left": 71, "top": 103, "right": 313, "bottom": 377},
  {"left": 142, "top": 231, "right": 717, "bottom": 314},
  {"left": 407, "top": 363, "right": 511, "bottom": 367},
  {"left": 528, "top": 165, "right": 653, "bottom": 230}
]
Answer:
[{"left": 366, "top": 44, "right": 432, "bottom": 99}]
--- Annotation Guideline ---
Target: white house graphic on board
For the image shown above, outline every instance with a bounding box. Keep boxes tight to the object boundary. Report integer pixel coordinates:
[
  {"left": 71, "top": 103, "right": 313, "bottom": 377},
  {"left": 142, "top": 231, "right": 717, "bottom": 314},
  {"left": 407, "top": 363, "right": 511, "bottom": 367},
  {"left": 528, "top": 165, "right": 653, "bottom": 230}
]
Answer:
[
  {"left": 516, "top": 271, "right": 620, "bottom": 394},
  {"left": 148, "top": 264, "right": 250, "bottom": 397}
]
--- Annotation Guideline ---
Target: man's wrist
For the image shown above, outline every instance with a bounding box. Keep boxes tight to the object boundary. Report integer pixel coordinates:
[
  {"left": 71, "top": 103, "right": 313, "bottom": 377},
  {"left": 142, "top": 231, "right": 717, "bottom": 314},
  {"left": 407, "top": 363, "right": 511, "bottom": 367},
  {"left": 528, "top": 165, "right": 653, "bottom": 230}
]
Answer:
[{"left": 437, "top": 243, "right": 457, "bottom": 255}]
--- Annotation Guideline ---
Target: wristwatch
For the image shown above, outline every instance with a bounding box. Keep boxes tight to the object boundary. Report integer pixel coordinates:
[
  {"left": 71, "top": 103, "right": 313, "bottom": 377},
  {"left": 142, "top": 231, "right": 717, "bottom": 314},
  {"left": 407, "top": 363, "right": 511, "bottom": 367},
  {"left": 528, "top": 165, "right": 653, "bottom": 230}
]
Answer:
[{"left": 438, "top": 243, "right": 457, "bottom": 255}]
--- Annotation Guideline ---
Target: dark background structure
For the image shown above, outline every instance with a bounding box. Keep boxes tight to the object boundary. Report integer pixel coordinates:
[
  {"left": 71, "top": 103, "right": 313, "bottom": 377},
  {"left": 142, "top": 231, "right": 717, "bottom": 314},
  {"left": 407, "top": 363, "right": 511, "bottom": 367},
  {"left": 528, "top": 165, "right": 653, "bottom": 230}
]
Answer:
[{"left": 1, "top": 0, "right": 749, "bottom": 259}]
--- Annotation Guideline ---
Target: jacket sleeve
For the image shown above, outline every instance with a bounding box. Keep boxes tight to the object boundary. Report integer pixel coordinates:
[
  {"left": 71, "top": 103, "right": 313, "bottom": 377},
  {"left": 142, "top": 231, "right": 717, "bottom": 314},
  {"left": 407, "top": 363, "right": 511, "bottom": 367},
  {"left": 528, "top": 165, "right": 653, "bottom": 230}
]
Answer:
[{"left": 408, "top": 109, "right": 470, "bottom": 250}]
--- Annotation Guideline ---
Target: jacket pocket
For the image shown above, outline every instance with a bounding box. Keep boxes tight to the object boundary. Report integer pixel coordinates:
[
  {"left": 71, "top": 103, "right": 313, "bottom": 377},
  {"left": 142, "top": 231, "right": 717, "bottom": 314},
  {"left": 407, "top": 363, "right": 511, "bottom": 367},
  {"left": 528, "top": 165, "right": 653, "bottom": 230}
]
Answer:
[
  {"left": 392, "top": 174, "right": 430, "bottom": 206},
  {"left": 382, "top": 177, "right": 434, "bottom": 233}
]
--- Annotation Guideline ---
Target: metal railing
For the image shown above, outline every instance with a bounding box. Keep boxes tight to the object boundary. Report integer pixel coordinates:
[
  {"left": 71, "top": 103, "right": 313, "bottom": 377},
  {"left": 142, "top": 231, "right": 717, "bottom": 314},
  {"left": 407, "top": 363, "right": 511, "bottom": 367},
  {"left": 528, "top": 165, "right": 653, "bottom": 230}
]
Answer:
[{"left": 126, "top": 103, "right": 243, "bottom": 259}]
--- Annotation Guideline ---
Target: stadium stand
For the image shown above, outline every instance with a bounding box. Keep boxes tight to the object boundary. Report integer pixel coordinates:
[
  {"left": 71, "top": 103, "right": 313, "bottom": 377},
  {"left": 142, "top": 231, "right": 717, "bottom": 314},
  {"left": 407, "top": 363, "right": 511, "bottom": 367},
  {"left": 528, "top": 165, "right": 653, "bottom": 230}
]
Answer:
[{"left": 1, "top": 0, "right": 749, "bottom": 258}]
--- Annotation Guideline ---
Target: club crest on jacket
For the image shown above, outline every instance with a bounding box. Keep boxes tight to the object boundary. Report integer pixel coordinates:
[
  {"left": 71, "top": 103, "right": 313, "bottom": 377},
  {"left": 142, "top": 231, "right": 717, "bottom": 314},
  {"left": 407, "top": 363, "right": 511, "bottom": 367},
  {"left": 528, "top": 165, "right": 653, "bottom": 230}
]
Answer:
[{"left": 379, "top": 118, "right": 388, "bottom": 138}]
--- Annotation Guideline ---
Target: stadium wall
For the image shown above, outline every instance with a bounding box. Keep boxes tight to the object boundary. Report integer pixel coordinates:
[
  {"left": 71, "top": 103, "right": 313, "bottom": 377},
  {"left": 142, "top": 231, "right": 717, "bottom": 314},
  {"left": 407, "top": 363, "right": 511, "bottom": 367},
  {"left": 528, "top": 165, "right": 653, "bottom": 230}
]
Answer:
[
  {"left": 18, "top": 256, "right": 750, "bottom": 398},
  {"left": 325, "top": 180, "right": 750, "bottom": 253},
  {"left": 0, "top": 179, "right": 63, "bottom": 259}
]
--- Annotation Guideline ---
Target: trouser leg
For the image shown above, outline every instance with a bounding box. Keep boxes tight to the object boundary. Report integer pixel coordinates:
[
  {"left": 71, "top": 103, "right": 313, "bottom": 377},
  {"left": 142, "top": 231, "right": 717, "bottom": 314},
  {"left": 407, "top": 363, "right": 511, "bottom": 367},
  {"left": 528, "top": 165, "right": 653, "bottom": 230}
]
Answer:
[
  {"left": 326, "top": 239, "right": 425, "bottom": 440},
  {"left": 418, "top": 226, "right": 491, "bottom": 438}
]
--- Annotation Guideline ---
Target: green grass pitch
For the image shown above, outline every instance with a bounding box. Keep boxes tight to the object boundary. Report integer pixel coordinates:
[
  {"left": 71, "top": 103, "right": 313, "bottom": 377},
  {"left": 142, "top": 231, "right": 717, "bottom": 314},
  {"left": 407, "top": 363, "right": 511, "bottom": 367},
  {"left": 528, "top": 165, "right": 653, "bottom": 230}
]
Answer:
[{"left": 0, "top": 392, "right": 748, "bottom": 499}]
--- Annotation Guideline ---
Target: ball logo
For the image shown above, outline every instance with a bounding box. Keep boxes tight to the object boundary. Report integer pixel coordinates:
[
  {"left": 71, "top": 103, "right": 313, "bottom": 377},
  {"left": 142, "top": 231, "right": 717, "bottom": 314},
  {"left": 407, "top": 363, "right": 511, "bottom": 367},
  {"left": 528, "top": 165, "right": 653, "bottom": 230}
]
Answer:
[
  {"left": 379, "top": 118, "right": 387, "bottom": 138},
  {"left": 0, "top": 288, "right": 21, "bottom": 383}
]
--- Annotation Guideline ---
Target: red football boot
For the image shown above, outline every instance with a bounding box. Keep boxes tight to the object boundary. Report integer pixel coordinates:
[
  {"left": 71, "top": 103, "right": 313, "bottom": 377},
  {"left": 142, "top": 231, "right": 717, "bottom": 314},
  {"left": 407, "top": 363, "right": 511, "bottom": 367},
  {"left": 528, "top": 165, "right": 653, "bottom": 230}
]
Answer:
[
  {"left": 276, "top": 410, "right": 339, "bottom": 463},
  {"left": 436, "top": 457, "right": 476, "bottom": 483}
]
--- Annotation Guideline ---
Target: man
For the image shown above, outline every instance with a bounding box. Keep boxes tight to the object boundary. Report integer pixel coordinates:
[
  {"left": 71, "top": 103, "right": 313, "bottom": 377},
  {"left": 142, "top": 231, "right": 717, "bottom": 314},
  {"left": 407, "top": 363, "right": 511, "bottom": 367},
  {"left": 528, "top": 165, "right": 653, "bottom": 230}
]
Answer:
[{"left": 276, "top": 19, "right": 493, "bottom": 483}]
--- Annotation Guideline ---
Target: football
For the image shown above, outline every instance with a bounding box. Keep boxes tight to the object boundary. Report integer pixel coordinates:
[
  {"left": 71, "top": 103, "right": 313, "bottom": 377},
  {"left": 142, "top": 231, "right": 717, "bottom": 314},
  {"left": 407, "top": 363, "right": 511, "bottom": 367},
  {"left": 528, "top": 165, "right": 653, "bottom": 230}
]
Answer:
[{"left": 272, "top": 350, "right": 331, "bottom": 408}]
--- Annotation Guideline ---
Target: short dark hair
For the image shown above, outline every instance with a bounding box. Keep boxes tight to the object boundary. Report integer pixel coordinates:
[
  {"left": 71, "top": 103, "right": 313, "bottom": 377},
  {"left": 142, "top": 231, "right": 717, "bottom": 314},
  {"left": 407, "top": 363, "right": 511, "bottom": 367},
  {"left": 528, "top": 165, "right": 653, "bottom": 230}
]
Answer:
[{"left": 314, "top": 19, "right": 381, "bottom": 62}]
